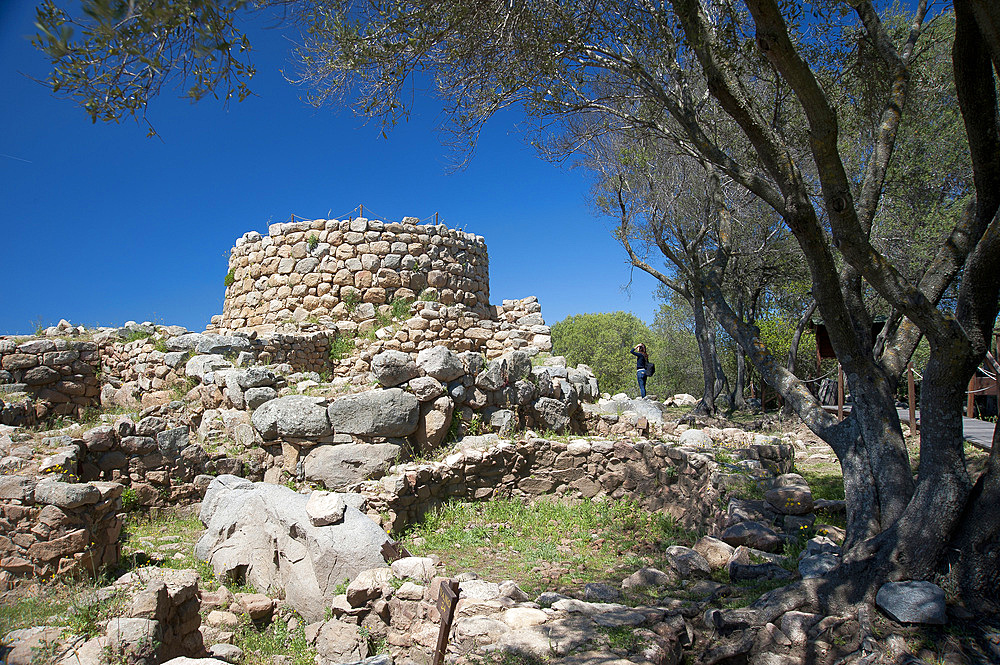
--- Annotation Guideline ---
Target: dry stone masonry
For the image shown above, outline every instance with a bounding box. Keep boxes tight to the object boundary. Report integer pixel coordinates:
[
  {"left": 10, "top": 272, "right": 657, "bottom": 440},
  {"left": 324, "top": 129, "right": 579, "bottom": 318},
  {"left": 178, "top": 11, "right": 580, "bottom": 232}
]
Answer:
[
  {"left": 0, "top": 475, "right": 122, "bottom": 585},
  {"left": 219, "top": 217, "right": 490, "bottom": 329},
  {"left": 0, "top": 338, "right": 101, "bottom": 424}
]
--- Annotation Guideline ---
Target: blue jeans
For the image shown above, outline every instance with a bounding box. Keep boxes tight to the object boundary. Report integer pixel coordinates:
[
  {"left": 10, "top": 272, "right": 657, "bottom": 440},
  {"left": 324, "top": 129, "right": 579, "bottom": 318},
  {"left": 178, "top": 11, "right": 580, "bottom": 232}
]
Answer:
[{"left": 637, "top": 369, "right": 647, "bottom": 398}]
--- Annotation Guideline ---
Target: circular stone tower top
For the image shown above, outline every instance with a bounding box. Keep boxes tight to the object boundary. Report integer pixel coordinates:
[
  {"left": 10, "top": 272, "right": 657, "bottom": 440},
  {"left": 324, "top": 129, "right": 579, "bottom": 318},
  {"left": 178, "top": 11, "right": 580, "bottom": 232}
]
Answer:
[{"left": 219, "top": 216, "right": 490, "bottom": 330}]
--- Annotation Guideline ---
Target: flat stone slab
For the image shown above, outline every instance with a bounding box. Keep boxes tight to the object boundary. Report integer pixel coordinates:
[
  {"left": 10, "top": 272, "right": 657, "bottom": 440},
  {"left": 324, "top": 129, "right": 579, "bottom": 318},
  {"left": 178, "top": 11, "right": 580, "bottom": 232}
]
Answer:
[{"left": 876, "top": 581, "right": 947, "bottom": 625}]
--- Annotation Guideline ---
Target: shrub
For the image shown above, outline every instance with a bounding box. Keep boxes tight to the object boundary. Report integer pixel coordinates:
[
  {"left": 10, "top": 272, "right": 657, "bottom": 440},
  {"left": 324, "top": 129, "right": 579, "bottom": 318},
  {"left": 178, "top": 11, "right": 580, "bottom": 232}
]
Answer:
[
  {"left": 307, "top": 233, "right": 319, "bottom": 249},
  {"left": 121, "top": 329, "right": 154, "bottom": 344},
  {"left": 390, "top": 296, "right": 414, "bottom": 320},
  {"left": 224, "top": 268, "right": 236, "bottom": 288},
  {"left": 328, "top": 335, "right": 354, "bottom": 362},
  {"left": 342, "top": 290, "right": 361, "bottom": 312},
  {"left": 120, "top": 486, "right": 139, "bottom": 511}
]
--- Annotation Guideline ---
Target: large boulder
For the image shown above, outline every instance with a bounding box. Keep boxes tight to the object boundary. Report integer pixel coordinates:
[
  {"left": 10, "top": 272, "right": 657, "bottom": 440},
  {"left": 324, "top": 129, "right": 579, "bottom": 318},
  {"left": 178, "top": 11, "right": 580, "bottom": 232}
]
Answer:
[
  {"left": 302, "top": 443, "right": 403, "bottom": 490},
  {"left": 185, "top": 355, "right": 233, "bottom": 382},
  {"left": 765, "top": 482, "right": 814, "bottom": 515},
  {"left": 415, "top": 346, "right": 464, "bottom": 382},
  {"left": 476, "top": 350, "right": 533, "bottom": 391},
  {"left": 251, "top": 395, "right": 331, "bottom": 440},
  {"left": 33, "top": 479, "right": 100, "bottom": 509},
  {"left": 194, "top": 334, "right": 252, "bottom": 355},
  {"left": 370, "top": 351, "right": 418, "bottom": 388},
  {"left": 195, "top": 476, "right": 391, "bottom": 621},
  {"left": 678, "top": 429, "right": 713, "bottom": 447},
  {"left": 326, "top": 389, "right": 419, "bottom": 437},
  {"left": 720, "top": 521, "right": 783, "bottom": 553},
  {"left": 408, "top": 376, "right": 445, "bottom": 402},
  {"left": 499, "top": 350, "right": 533, "bottom": 383},
  {"left": 532, "top": 397, "right": 571, "bottom": 433},
  {"left": 411, "top": 396, "right": 454, "bottom": 451}
]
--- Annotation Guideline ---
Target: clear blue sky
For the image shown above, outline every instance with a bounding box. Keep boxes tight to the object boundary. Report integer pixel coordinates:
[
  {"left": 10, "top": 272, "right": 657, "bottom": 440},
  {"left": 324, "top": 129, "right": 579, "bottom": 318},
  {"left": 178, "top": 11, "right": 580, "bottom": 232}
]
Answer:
[{"left": 0, "top": 2, "right": 661, "bottom": 335}]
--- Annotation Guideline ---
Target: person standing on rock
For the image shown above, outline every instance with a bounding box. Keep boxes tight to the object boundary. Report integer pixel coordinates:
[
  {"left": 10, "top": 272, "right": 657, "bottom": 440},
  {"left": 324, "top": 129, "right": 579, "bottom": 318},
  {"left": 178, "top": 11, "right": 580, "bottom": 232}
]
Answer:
[{"left": 631, "top": 344, "right": 651, "bottom": 398}]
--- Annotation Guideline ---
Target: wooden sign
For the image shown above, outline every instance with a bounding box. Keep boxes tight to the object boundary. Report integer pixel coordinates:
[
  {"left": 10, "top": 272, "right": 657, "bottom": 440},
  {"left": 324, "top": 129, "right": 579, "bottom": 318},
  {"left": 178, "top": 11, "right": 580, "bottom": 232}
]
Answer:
[
  {"left": 380, "top": 541, "right": 412, "bottom": 563},
  {"left": 432, "top": 580, "right": 460, "bottom": 665}
]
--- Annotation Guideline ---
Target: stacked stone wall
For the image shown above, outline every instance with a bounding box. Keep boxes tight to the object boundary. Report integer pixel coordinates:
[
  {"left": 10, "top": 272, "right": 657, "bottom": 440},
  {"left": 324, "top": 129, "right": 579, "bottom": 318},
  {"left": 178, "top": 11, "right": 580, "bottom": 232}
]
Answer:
[
  {"left": 77, "top": 417, "right": 209, "bottom": 507},
  {"left": 109, "top": 567, "right": 205, "bottom": 661},
  {"left": 0, "top": 338, "right": 101, "bottom": 423},
  {"left": 100, "top": 338, "right": 187, "bottom": 393},
  {"left": 0, "top": 476, "right": 122, "bottom": 584},
  {"left": 220, "top": 217, "right": 490, "bottom": 330},
  {"left": 353, "top": 436, "right": 739, "bottom": 534},
  {"left": 99, "top": 332, "right": 335, "bottom": 398}
]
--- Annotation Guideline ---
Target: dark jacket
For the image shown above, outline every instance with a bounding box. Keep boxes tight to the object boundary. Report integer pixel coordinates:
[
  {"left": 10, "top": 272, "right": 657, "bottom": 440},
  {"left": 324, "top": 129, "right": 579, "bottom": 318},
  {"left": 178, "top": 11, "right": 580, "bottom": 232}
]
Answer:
[{"left": 631, "top": 349, "right": 649, "bottom": 371}]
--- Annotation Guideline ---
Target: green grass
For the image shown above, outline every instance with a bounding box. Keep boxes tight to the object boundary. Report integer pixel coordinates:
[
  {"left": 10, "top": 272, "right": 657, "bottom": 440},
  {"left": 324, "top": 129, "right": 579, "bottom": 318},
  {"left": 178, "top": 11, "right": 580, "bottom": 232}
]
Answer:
[
  {"left": 390, "top": 296, "right": 414, "bottom": 319},
  {"left": 343, "top": 290, "right": 361, "bottom": 312},
  {"left": 603, "top": 626, "right": 642, "bottom": 652},
  {"left": 236, "top": 615, "right": 316, "bottom": 665},
  {"left": 0, "top": 593, "right": 71, "bottom": 635},
  {"left": 797, "top": 467, "right": 845, "bottom": 501},
  {"left": 0, "top": 576, "right": 128, "bottom": 638},
  {"left": 122, "top": 329, "right": 154, "bottom": 344},
  {"left": 402, "top": 497, "right": 696, "bottom": 596},
  {"left": 119, "top": 510, "right": 217, "bottom": 587}
]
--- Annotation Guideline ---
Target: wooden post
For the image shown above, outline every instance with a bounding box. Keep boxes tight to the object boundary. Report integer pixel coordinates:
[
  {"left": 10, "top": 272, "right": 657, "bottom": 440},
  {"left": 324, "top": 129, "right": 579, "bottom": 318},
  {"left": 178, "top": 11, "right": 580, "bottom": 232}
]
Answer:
[
  {"left": 360, "top": 204, "right": 364, "bottom": 218},
  {"left": 435, "top": 212, "right": 439, "bottom": 225},
  {"left": 380, "top": 541, "right": 412, "bottom": 564},
  {"left": 907, "top": 362, "right": 917, "bottom": 434},
  {"left": 967, "top": 377, "right": 975, "bottom": 418},
  {"left": 432, "top": 580, "right": 460, "bottom": 665},
  {"left": 837, "top": 364, "right": 844, "bottom": 421}
]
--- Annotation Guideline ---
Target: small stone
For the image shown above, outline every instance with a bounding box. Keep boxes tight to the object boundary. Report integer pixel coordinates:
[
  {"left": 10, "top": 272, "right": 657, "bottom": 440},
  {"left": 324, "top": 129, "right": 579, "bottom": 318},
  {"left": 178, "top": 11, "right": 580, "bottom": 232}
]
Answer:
[
  {"left": 765, "top": 483, "right": 814, "bottom": 515},
  {"left": 621, "top": 567, "right": 677, "bottom": 590},
  {"left": 305, "top": 491, "right": 347, "bottom": 527},
  {"left": 395, "top": 581, "right": 425, "bottom": 601},
  {"left": 502, "top": 607, "right": 548, "bottom": 629},
  {"left": 346, "top": 568, "right": 393, "bottom": 607},
  {"left": 209, "top": 644, "right": 243, "bottom": 663},
  {"left": 206, "top": 610, "right": 241, "bottom": 628},
  {"left": 798, "top": 553, "right": 839, "bottom": 579},
  {"left": 390, "top": 556, "right": 435, "bottom": 582},
  {"left": 583, "top": 582, "right": 621, "bottom": 602},
  {"left": 875, "top": 581, "right": 947, "bottom": 625},
  {"left": 664, "top": 545, "right": 712, "bottom": 578},
  {"left": 235, "top": 593, "right": 274, "bottom": 621},
  {"left": 693, "top": 536, "right": 735, "bottom": 570},
  {"left": 721, "top": 521, "right": 783, "bottom": 553}
]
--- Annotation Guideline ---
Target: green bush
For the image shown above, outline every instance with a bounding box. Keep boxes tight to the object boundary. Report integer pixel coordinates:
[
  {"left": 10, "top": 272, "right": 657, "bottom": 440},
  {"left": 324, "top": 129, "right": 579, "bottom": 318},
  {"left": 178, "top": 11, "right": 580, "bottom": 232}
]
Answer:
[
  {"left": 224, "top": 268, "right": 236, "bottom": 288},
  {"left": 122, "top": 329, "right": 154, "bottom": 344},
  {"left": 342, "top": 289, "right": 361, "bottom": 312},
  {"left": 390, "top": 296, "right": 414, "bottom": 319},
  {"left": 328, "top": 335, "right": 354, "bottom": 362},
  {"left": 120, "top": 487, "right": 139, "bottom": 511}
]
